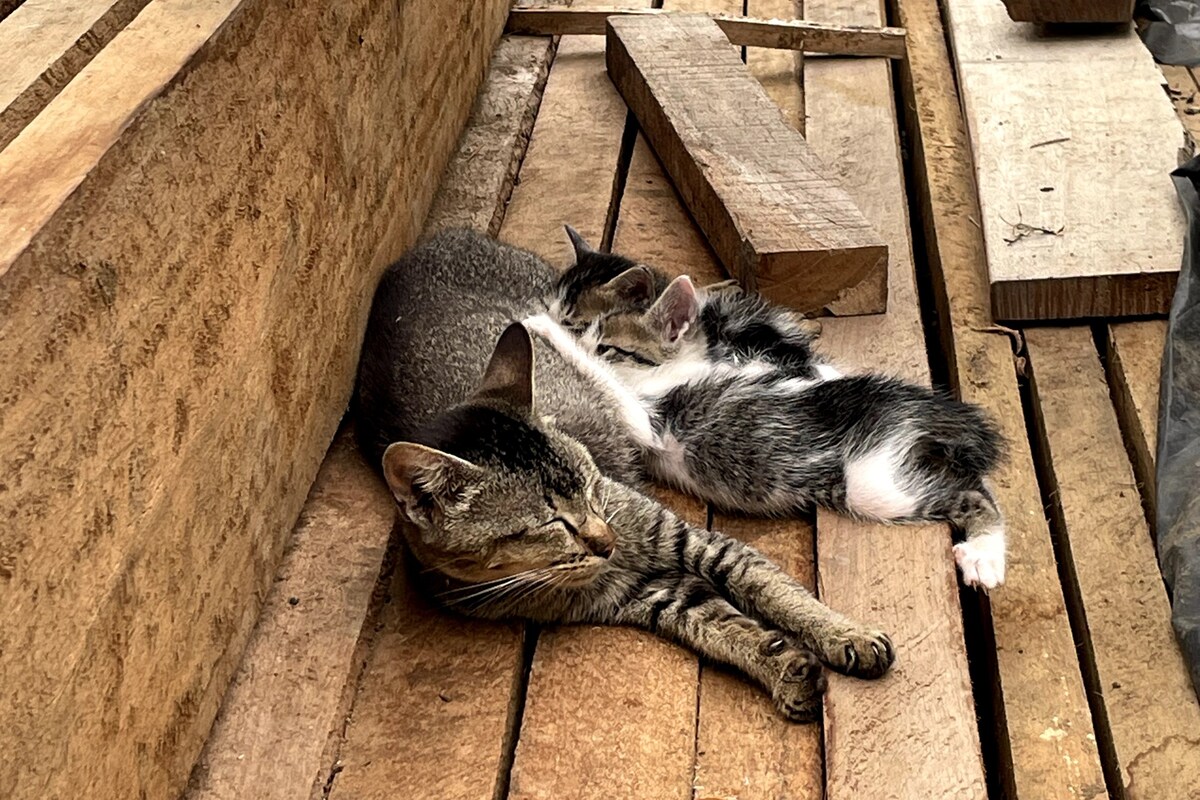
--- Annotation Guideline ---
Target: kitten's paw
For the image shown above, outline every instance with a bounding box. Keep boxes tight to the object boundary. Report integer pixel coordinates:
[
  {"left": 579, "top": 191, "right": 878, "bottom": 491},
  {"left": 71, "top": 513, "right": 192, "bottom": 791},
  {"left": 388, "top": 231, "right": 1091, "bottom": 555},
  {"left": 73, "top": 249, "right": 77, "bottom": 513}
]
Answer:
[
  {"left": 521, "top": 313, "right": 558, "bottom": 340},
  {"left": 819, "top": 628, "right": 895, "bottom": 679},
  {"left": 772, "top": 648, "right": 827, "bottom": 722},
  {"left": 954, "top": 534, "right": 1006, "bottom": 590}
]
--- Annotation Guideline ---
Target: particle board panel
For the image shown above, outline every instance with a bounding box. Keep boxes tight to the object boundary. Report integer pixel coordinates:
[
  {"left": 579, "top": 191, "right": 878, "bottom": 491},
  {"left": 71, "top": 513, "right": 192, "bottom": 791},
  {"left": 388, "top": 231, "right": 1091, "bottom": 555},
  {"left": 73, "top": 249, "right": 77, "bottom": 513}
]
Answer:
[
  {"left": 805, "top": 2, "right": 984, "bottom": 796},
  {"left": 606, "top": 12, "right": 888, "bottom": 315},
  {"left": 890, "top": 0, "right": 1108, "bottom": 795},
  {"left": 0, "top": 0, "right": 151, "bottom": 151},
  {"left": 184, "top": 430, "right": 394, "bottom": 800},
  {"left": 1026, "top": 327, "right": 1200, "bottom": 800},
  {"left": 0, "top": 0, "right": 510, "bottom": 797},
  {"left": 945, "top": 0, "right": 1184, "bottom": 321}
]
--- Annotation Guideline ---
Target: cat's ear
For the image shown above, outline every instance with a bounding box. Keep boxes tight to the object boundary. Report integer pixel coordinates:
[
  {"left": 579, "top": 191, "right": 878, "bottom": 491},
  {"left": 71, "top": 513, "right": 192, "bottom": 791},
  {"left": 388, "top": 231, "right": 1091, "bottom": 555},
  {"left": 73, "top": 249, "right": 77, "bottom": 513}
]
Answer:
[
  {"left": 603, "top": 265, "right": 657, "bottom": 307},
  {"left": 564, "top": 224, "right": 594, "bottom": 263},
  {"left": 474, "top": 322, "right": 535, "bottom": 413},
  {"left": 648, "top": 275, "right": 699, "bottom": 343},
  {"left": 382, "top": 442, "right": 485, "bottom": 522}
]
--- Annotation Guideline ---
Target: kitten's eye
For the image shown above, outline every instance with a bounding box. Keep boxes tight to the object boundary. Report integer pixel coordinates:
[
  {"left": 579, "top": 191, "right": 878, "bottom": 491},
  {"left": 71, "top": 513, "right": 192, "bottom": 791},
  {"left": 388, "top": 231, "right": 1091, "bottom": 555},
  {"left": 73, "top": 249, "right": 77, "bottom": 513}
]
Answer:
[{"left": 553, "top": 517, "right": 579, "bottom": 536}]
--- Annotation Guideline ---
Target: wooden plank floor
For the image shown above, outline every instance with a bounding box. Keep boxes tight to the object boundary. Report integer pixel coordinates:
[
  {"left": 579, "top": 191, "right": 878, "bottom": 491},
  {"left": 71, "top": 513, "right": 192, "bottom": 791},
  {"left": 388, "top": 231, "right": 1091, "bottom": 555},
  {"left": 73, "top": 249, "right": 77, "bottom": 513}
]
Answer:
[{"left": 191, "top": 5, "right": 1200, "bottom": 799}]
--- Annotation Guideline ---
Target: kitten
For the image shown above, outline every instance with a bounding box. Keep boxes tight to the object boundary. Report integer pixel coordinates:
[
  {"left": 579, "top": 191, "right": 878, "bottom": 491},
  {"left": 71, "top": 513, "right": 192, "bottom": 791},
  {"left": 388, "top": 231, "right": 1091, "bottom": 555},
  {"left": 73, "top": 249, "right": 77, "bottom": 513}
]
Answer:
[
  {"left": 561, "top": 274, "right": 1008, "bottom": 590},
  {"left": 354, "top": 229, "right": 896, "bottom": 721},
  {"left": 550, "top": 227, "right": 826, "bottom": 377}
]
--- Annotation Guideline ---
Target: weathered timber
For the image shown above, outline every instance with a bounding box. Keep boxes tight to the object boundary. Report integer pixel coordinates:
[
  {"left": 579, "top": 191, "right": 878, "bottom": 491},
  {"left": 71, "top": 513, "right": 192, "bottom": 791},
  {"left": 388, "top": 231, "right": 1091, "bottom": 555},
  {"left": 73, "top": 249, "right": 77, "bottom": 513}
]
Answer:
[
  {"left": 1000, "top": 0, "right": 1133, "bottom": 23},
  {"left": 186, "top": 28, "right": 559, "bottom": 799},
  {"left": 945, "top": 0, "right": 1184, "bottom": 321},
  {"left": 1026, "top": 327, "right": 1200, "bottom": 800},
  {"left": 890, "top": 0, "right": 1107, "bottom": 795},
  {"left": 0, "top": 0, "right": 152, "bottom": 150},
  {"left": 0, "top": 0, "right": 510, "bottom": 798},
  {"left": 806, "top": 0, "right": 984, "bottom": 794},
  {"left": 506, "top": 7, "right": 907, "bottom": 57},
  {"left": 606, "top": 12, "right": 888, "bottom": 315}
]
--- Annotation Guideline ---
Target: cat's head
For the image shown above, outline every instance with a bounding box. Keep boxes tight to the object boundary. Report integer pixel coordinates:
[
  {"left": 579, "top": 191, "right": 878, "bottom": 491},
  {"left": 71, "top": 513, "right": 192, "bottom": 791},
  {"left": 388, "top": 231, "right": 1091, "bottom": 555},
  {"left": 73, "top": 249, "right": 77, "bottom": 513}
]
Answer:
[
  {"left": 584, "top": 274, "right": 704, "bottom": 370},
  {"left": 549, "top": 225, "right": 669, "bottom": 329},
  {"left": 382, "top": 323, "right": 616, "bottom": 590}
]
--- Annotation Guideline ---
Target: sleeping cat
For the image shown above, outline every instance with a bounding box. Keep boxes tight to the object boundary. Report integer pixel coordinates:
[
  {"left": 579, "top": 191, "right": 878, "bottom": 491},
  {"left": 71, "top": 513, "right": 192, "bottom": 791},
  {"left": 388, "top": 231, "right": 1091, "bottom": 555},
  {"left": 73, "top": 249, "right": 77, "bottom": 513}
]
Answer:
[
  {"left": 354, "top": 229, "right": 895, "bottom": 721},
  {"left": 527, "top": 272, "right": 1008, "bottom": 590}
]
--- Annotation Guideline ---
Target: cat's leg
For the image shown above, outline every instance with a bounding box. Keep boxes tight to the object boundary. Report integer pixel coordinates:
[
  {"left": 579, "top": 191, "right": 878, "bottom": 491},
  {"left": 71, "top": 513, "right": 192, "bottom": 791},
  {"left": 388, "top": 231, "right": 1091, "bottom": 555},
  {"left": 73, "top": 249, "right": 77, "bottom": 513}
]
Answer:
[
  {"left": 612, "top": 575, "right": 826, "bottom": 721},
  {"left": 521, "top": 313, "right": 661, "bottom": 450},
  {"left": 944, "top": 484, "right": 1006, "bottom": 590}
]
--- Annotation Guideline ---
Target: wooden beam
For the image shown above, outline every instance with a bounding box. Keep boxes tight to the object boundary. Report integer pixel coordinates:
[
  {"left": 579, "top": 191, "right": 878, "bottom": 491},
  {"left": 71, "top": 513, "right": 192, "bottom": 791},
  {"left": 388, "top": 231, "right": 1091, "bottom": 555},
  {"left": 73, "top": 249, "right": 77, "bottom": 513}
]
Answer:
[
  {"left": 889, "top": 0, "right": 1107, "bottom": 795},
  {"left": 0, "top": 0, "right": 151, "bottom": 151},
  {"left": 506, "top": 7, "right": 907, "bottom": 58},
  {"left": 606, "top": 12, "right": 888, "bottom": 315},
  {"left": 944, "top": 0, "right": 1183, "bottom": 322},
  {"left": 0, "top": 0, "right": 511, "bottom": 797},
  {"left": 190, "top": 30, "right": 560, "bottom": 799},
  {"left": 1026, "top": 327, "right": 1200, "bottom": 800},
  {"left": 803, "top": 0, "right": 984, "bottom": 794},
  {"left": 1000, "top": 0, "right": 1133, "bottom": 23},
  {"left": 1104, "top": 321, "right": 1166, "bottom": 520}
]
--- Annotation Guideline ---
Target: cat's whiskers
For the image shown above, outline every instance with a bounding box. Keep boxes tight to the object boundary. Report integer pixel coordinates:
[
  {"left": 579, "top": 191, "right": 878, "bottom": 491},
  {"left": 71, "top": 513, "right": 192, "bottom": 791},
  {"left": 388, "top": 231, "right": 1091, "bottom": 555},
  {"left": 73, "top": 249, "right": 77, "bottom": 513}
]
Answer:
[{"left": 436, "top": 567, "right": 546, "bottom": 600}]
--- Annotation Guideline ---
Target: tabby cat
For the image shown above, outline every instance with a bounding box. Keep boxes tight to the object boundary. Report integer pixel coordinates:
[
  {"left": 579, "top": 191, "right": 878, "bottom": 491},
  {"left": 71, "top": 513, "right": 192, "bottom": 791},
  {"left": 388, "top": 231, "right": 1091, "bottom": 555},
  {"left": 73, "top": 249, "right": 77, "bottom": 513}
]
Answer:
[
  {"left": 533, "top": 268, "right": 1007, "bottom": 589},
  {"left": 354, "top": 229, "right": 895, "bottom": 722}
]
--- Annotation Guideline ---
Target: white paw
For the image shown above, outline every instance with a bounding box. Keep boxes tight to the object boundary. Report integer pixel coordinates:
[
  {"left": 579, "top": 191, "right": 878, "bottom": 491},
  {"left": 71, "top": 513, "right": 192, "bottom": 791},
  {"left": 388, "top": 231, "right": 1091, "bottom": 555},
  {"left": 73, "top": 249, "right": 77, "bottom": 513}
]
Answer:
[
  {"left": 815, "top": 363, "right": 844, "bottom": 381},
  {"left": 522, "top": 313, "right": 557, "bottom": 339},
  {"left": 954, "top": 533, "right": 1006, "bottom": 590}
]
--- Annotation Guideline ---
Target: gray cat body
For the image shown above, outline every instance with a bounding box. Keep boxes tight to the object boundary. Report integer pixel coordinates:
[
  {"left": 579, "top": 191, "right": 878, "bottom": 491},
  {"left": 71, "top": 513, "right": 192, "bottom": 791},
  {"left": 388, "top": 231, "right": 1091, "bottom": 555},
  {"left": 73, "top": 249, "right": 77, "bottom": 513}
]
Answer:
[{"left": 354, "top": 229, "right": 896, "bottom": 722}]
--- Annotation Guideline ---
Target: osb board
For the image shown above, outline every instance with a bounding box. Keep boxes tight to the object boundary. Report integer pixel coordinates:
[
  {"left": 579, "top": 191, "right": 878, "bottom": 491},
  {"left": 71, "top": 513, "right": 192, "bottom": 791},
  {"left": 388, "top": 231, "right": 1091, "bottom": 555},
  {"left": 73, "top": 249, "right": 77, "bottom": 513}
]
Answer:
[
  {"left": 0, "top": 0, "right": 151, "bottom": 150},
  {"left": 1026, "top": 327, "right": 1200, "bottom": 800},
  {"left": 0, "top": 0, "right": 510, "bottom": 797},
  {"left": 944, "top": 0, "right": 1184, "bottom": 321},
  {"left": 184, "top": 431, "right": 394, "bottom": 800},
  {"left": 890, "top": 0, "right": 1106, "bottom": 796}
]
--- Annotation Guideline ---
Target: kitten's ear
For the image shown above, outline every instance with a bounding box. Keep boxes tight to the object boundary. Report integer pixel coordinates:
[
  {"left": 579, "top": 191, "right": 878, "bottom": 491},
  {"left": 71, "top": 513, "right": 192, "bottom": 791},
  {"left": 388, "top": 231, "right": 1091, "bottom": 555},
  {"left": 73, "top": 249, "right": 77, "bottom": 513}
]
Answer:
[
  {"left": 603, "top": 265, "right": 657, "bottom": 307},
  {"left": 382, "top": 442, "right": 485, "bottom": 520},
  {"left": 474, "top": 322, "right": 535, "bottom": 413},
  {"left": 564, "top": 224, "right": 594, "bottom": 262},
  {"left": 648, "top": 275, "right": 699, "bottom": 343}
]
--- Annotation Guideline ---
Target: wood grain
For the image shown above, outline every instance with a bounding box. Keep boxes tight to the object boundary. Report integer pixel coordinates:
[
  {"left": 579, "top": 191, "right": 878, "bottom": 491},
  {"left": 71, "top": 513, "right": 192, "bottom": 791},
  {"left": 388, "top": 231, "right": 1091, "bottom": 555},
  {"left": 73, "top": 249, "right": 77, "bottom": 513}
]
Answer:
[
  {"left": 184, "top": 431, "right": 394, "bottom": 800},
  {"left": 506, "top": 7, "right": 906, "bottom": 57},
  {"left": 1105, "top": 321, "right": 1166, "bottom": 519},
  {"left": 1000, "top": 0, "right": 1133, "bottom": 23},
  {"left": 0, "top": 0, "right": 152, "bottom": 150},
  {"left": 0, "top": 1, "right": 510, "bottom": 798},
  {"left": 944, "top": 0, "right": 1184, "bottom": 321},
  {"left": 890, "top": 0, "right": 1107, "bottom": 795},
  {"left": 191, "top": 31, "right": 560, "bottom": 800},
  {"left": 804, "top": 1, "right": 983, "bottom": 795},
  {"left": 606, "top": 12, "right": 888, "bottom": 315},
  {"left": 1026, "top": 327, "right": 1200, "bottom": 800}
]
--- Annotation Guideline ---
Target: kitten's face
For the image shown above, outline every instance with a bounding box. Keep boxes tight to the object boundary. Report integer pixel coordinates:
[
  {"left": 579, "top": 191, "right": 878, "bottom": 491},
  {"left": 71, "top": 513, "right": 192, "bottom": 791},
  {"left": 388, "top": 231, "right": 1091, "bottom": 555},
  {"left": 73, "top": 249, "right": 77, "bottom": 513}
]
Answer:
[
  {"left": 383, "top": 324, "right": 617, "bottom": 593},
  {"left": 586, "top": 274, "right": 703, "bottom": 372},
  {"left": 550, "top": 225, "right": 666, "bottom": 329}
]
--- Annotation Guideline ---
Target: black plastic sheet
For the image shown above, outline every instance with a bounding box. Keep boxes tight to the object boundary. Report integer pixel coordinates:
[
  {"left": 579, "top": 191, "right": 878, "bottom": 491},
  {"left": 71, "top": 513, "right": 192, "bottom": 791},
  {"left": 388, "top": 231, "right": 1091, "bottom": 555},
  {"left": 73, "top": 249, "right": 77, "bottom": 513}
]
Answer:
[
  {"left": 1138, "top": 0, "right": 1200, "bottom": 65},
  {"left": 1159, "top": 155, "right": 1200, "bottom": 701}
]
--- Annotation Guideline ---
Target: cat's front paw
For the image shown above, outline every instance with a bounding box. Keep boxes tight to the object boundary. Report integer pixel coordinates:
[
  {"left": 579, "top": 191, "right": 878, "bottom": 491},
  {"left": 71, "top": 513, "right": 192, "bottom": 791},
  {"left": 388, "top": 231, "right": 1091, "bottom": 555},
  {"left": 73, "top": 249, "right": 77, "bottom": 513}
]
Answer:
[
  {"left": 954, "top": 534, "right": 1006, "bottom": 590},
  {"left": 772, "top": 648, "right": 827, "bottom": 722},
  {"left": 818, "top": 627, "right": 895, "bottom": 679}
]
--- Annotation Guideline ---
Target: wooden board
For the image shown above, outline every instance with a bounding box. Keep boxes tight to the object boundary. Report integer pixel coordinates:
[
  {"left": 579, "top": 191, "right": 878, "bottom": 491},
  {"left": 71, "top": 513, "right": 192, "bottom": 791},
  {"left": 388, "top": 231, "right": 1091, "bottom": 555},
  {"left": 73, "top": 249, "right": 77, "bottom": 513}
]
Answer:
[
  {"left": 1026, "top": 327, "right": 1200, "bottom": 800},
  {"left": 0, "top": 1, "right": 510, "bottom": 798},
  {"left": 1000, "top": 0, "right": 1133, "bottom": 23},
  {"left": 801, "top": 1, "right": 984, "bottom": 795},
  {"left": 944, "top": 0, "right": 1184, "bottom": 322},
  {"left": 1105, "top": 321, "right": 1166, "bottom": 519},
  {"left": 506, "top": 7, "right": 907, "bottom": 58},
  {"left": 0, "top": 0, "right": 152, "bottom": 150},
  {"left": 890, "top": 0, "right": 1108, "bottom": 796},
  {"left": 188, "top": 30, "right": 559, "bottom": 799},
  {"left": 184, "top": 431, "right": 394, "bottom": 800},
  {"left": 605, "top": 12, "right": 888, "bottom": 315}
]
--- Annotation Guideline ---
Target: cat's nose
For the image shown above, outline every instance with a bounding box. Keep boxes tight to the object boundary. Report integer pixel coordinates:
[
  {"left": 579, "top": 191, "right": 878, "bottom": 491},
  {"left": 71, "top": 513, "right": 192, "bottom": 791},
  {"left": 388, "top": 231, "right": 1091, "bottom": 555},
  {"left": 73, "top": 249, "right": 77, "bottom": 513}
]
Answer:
[{"left": 581, "top": 518, "right": 616, "bottom": 559}]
